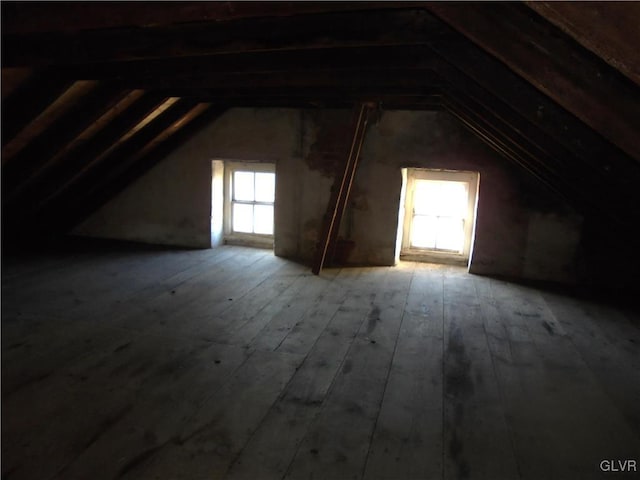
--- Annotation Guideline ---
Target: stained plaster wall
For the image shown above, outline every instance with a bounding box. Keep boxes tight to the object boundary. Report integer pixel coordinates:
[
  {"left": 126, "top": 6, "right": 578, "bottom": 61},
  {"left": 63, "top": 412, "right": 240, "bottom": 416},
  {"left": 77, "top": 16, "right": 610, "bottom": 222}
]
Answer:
[
  {"left": 349, "top": 110, "right": 583, "bottom": 283},
  {"left": 73, "top": 108, "right": 333, "bottom": 256},
  {"left": 73, "top": 107, "right": 584, "bottom": 284},
  {"left": 72, "top": 133, "right": 214, "bottom": 248}
]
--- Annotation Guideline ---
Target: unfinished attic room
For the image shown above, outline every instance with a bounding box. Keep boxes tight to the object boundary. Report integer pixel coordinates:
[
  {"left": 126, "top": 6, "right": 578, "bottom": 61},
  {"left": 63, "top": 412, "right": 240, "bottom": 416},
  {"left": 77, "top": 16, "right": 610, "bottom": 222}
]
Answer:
[{"left": 2, "top": 1, "right": 640, "bottom": 479}]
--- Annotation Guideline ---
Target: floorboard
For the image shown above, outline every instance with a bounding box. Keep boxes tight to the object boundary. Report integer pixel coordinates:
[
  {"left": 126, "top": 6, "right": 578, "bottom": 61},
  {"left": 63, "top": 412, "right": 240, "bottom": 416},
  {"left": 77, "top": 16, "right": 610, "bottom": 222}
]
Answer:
[
  {"left": 363, "top": 262, "right": 444, "bottom": 480},
  {"left": 2, "top": 244, "right": 639, "bottom": 480}
]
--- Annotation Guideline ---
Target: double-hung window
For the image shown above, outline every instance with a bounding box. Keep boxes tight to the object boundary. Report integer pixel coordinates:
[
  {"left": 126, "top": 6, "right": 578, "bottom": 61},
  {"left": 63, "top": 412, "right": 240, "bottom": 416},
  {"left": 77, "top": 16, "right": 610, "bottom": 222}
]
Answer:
[
  {"left": 401, "top": 169, "right": 478, "bottom": 264},
  {"left": 224, "top": 162, "right": 275, "bottom": 246}
]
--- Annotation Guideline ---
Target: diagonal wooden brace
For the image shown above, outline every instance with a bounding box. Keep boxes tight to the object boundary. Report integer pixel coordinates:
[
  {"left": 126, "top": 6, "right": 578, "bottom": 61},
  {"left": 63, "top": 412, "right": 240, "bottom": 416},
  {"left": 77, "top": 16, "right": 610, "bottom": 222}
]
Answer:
[{"left": 312, "top": 102, "right": 375, "bottom": 275}]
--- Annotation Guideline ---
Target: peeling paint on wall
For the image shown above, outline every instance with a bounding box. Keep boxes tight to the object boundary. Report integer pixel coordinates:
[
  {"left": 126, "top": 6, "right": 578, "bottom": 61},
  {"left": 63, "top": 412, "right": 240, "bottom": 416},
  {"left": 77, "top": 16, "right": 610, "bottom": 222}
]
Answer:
[{"left": 303, "top": 110, "right": 353, "bottom": 178}]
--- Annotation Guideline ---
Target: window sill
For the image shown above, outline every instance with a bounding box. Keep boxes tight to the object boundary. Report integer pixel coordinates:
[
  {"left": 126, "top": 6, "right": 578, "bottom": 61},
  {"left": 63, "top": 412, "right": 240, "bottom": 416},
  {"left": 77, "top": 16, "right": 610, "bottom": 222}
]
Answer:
[
  {"left": 400, "top": 249, "right": 468, "bottom": 266},
  {"left": 225, "top": 234, "right": 273, "bottom": 249}
]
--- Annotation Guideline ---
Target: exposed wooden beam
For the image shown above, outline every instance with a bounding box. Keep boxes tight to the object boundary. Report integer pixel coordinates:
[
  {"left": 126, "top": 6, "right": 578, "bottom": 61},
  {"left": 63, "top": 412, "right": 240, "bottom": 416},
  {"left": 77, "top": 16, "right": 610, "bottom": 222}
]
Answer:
[
  {"left": 1, "top": 2, "right": 414, "bottom": 35},
  {"left": 86, "top": 102, "right": 211, "bottom": 194},
  {"left": 25, "top": 93, "right": 169, "bottom": 215},
  {"left": 45, "top": 90, "right": 147, "bottom": 169},
  {"left": 158, "top": 86, "right": 442, "bottom": 106},
  {"left": 313, "top": 103, "right": 373, "bottom": 275},
  {"left": 426, "top": 2, "right": 640, "bottom": 162},
  {"left": 46, "top": 96, "right": 180, "bottom": 202},
  {"left": 39, "top": 101, "right": 222, "bottom": 237},
  {"left": 79, "top": 98, "right": 197, "bottom": 194},
  {"left": 441, "top": 91, "right": 593, "bottom": 220},
  {"left": 26, "top": 96, "right": 184, "bottom": 208},
  {"left": 444, "top": 96, "right": 559, "bottom": 199},
  {"left": 8, "top": 90, "right": 148, "bottom": 213},
  {"left": 421, "top": 20, "right": 640, "bottom": 195},
  {"left": 1, "top": 72, "right": 75, "bottom": 148},
  {"left": 78, "top": 67, "right": 443, "bottom": 92},
  {"left": 127, "top": 103, "right": 212, "bottom": 163},
  {"left": 2, "top": 9, "right": 441, "bottom": 67},
  {"left": 433, "top": 55, "right": 640, "bottom": 226},
  {"left": 138, "top": 91, "right": 442, "bottom": 111},
  {"left": 3, "top": 84, "right": 129, "bottom": 203},
  {"left": 526, "top": 1, "right": 640, "bottom": 86},
  {"left": 63, "top": 45, "right": 439, "bottom": 81},
  {"left": 68, "top": 105, "right": 225, "bottom": 231},
  {"left": 1, "top": 67, "right": 33, "bottom": 99},
  {"left": 2, "top": 80, "right": 101, "bottom": 164}
]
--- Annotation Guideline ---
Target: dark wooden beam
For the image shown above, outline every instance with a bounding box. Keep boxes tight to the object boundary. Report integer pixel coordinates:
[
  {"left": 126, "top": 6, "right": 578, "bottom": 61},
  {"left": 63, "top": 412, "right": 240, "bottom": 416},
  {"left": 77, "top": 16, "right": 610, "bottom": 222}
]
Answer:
[
  {"left": 143, "top": 91, "right": 442, "bottom": 111},
  {"left": 1, "top": 67, "right": 33, "bottom": 99},
  {"left": 421, "top": 19, "right": 640, "bottom": 197},
  {"left": 35, "top": 99, "right": 199, "bottom": 233},
  {"left": 62, "top": 45, "right": 439, "bottom": 81},
  {"left": 59, "top": 106, "right": 227, "bottom": 236},
  {"left": 72, "top": 67, "right": 443, "bottom": 92},
  {"left": 38, "top": 102, "right": 224, "bottom": 238},
  {"left": 6, "top": 90, "right": 146, "bottom": 211},
  {"left": 3, "top": 84, "right": 128, "bottom": 203},
  {"left": 313, "top": 103, "right": 373, "bottom": 275},
  {"left": 426, "top": 2, "right": 640, "bottom": 162},
  {"left": 83, "top": 102, "right": 210, "bottom": 197},
  {"left": 1, "top": 71, "right": 74, "bottom": 147},
  {"left": 2, "top": 2, "right": 413, "bottom": 35},
  {"left": 526, "top": 1, "right": 640, "bottom": 86},
  {"left": 22, "top": 93, "right": 169, "bottom": 217},
  {"left": 444, "top": 96, "right": 559, "bottom": 199},
  {"left": 441, "top": 91, "right": 593, "bottom": 220},
  {"left": 2, "top": 80, "right": 100, "bottom": 165},
  {"left": 2, "top": 9, "right": 441, "bottom": 67},
  {"left": 162, "top": 84, "right": 442, "bottom": 96},
  {"left": 434, "top": 56, "right": 640, "bottom": 227}
]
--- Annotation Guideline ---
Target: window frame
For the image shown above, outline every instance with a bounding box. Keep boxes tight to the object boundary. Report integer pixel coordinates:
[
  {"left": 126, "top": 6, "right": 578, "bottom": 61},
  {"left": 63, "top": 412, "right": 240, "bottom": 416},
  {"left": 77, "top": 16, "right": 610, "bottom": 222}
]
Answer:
[
  {"left": 224, "top": 161, "right": 276, "bottom": 248},
  {"left": 401, "top": 168, "right": 478, "bottom": 264}
]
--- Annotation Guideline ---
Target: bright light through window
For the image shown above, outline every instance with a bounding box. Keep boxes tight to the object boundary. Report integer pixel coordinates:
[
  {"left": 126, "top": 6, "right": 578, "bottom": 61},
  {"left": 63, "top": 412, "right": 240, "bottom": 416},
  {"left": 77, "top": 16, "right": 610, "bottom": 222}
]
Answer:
[
  {"left": 410, "top": 179, "right": 468, "bottom": 253},
  {"left": 234, "top": 172, "right": 254, "bottom": 202},
  {"left": 255, "top": 173, "right": 275, "bottom": 202},
  {"left": 231, "top": 170, "right": 275, "bottom": 235}
]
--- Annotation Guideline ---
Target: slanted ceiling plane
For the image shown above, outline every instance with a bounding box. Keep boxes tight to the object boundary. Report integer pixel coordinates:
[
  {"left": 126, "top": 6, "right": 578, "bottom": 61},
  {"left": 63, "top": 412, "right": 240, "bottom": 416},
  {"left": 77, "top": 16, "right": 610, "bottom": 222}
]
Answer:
[{"left": 2, "top": 2, "right": 639, "bottom": 247}]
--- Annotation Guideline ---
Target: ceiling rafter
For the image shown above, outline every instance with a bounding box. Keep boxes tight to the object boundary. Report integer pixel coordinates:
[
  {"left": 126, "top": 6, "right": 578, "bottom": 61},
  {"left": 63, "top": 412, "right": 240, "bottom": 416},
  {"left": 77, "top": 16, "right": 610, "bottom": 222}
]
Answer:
[
  {"left": 426, "top": 2, "right": 640, "bottom": 162},
  {"left": 2, "top": 80, "right": 101, "bottom": 163},
  {"left": 525, "top": 1, "right": 640, "bottom": 86},
  {"left": 1, "top": 72, "right": 76, "bottom": 150},
  {"left": 19, "top": 94, "right": 170, "bottom": 217},
  {"left": 421, "top": 25, "right": 639, "bottom": 188},
  {"left": 62, "top": 45, "right": 439, "bottom": 82},
  {"left": 1, "top": 67, "right": 33, "bottom": 99},
  {"left": 38, "top": 103, "right": 227, "bottom": 238},
  {"left": 4, "top": 89, "right": 148, "bottom": 213},
  {"left": 3, "top": 83, "right": 129, "bottom": 202},
  {"left": 2, "top": 2, "right": 639, "bottom": 246},
  {"left": 77, "top": 98, "right": 201, "bottom": 198},
  {"left": 1, "top": 2, "right": 413, "bottom": 35},
  {"left": 441, "top": 90, "right": 629, "bottom": 226},
  {"left": 2, "top": 9, "right": 439, "bottom": 66},
  {"left": 79, "top": 67, "right": 443, "bottom": 92}
]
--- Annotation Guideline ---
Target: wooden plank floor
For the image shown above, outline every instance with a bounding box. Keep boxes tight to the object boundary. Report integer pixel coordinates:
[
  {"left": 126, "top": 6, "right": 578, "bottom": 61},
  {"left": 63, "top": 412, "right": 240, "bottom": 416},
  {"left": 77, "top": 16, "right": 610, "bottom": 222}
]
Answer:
[{"left": 2, "top": 244, "right": 639, "bottom": 480}]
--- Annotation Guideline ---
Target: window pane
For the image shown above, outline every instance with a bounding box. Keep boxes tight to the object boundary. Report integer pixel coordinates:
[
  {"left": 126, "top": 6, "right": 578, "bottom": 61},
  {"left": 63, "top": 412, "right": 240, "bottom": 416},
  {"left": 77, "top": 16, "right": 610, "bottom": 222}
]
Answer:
[
  {"left": 234, "top": 171, "right": 254, "bottom": 202},
  {"left": 435, "top": 217, "right": 464, "bottom": 252},
  {"left": 233, "top": 203, "right": 253, "bottom": 233},
  {"left": 413, "top": 180, "right": 468, "bottom": 218},
  {"left": 438, "top": 182, "right": 468, "bottom": 217},
  {"left": 255, "top": 172, "right": 275, "bottom": 203},
  {"left": 411, "top": 215, "right": 437, "bottom": 249},
  {"left": 254, "top": 204, "right": 274, "bottom": 235},
  {"left": 413, "top": 180, "right": 440, "bottom": 216}
]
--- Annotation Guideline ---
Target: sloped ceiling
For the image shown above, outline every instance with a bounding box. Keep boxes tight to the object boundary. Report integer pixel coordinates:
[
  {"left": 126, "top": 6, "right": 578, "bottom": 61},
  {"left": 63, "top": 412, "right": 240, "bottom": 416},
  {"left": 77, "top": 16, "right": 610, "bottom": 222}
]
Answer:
[{"left": 2, "top": 2, "right": 639, "bottom": 248}]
